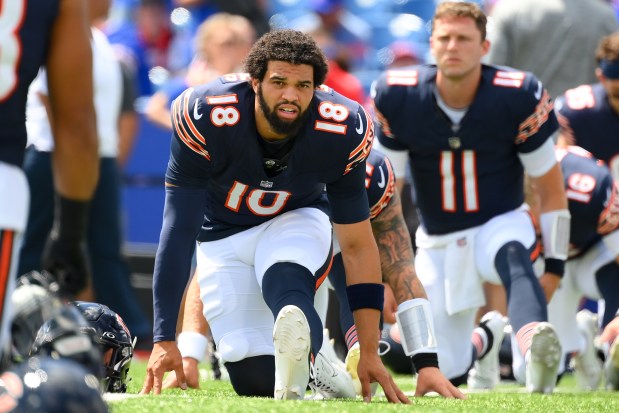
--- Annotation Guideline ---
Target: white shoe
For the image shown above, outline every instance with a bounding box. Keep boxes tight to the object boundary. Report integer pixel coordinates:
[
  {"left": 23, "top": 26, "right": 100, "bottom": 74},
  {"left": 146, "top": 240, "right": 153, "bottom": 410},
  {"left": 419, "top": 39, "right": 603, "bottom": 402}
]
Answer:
[
  {"left": 320, "top": 329, "right": 346, "bottom": 370},
  {"left": 468, "top": 311, "right": 508, "bottom": 389},
  {"left": 573, "top": 310, "right": 602, "bottom": 390},
  {"left": 273, "top": 305, "right": 311, "bottom": 400},
  {"left": 310, "top": 352, "right": 356, "bottom": 399},
  {"left": 605, "top": 338, "right": 619, "bottom": 391},
  {"left": 525, "top": 322, "right": 561, "bottom": 394}
]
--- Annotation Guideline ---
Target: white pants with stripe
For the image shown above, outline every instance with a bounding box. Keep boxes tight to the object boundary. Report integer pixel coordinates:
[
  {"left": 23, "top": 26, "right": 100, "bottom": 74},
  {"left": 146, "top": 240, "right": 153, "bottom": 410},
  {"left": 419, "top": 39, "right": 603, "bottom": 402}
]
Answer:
[
  {"left": 196, "top": 207, "right": 332, "bottom": 363},
  {"left": 0, "top": 162, "right": 29, "bottom": 361}
]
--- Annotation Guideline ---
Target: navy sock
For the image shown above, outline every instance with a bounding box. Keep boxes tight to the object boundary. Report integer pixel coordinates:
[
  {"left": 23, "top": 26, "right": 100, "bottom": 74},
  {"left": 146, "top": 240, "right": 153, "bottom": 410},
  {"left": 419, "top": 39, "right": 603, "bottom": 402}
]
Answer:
[
  {"left": 262, "top": 262, "right": 323, "bottom": 357},
  {"left": 495, "top": 241, "right": 547, "bottom": 332},
  {"left": 595, "top": 262, "right": 619, "bottom": 328},
  {"left": 327, "top": 253, "right": 356, "bottom": 344}
]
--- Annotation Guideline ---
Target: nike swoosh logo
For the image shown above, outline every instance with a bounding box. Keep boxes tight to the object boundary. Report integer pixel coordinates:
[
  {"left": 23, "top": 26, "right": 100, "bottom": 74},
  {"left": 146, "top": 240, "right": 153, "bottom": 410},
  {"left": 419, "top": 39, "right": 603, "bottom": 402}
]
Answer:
[
  {"left": 356, "top": 113, "right": 363, "bottom": 134},
  {"left": 193, "top": 98, "right": 202, "bottom": 119},
  {"left": 534, "top": 81, "right": 542, "bottom": 100},
  {"left": 377, "top": 166, "right": 386, "bottom": 188}
]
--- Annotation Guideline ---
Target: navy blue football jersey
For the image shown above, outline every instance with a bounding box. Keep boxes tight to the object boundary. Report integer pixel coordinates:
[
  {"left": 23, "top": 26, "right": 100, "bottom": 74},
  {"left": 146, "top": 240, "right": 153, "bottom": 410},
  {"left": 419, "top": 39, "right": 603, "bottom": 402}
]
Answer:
[
  {"left": 557, "top": 146, "right": 619, "bottom": 258},
  {"left": 373, "top": 64, "right": 558, "bottom": 234},
  {"left": 365, "top": 149, "right": 396, "bottom": 220},
  {"left": 168, "top": 75, "right": 374, "bottom": 240},
  {"left": 555, "top": 83, "right": 619, "bottom": 182},
  {"left": 0, "top": 0, "right": 60, "bottom": 166}
]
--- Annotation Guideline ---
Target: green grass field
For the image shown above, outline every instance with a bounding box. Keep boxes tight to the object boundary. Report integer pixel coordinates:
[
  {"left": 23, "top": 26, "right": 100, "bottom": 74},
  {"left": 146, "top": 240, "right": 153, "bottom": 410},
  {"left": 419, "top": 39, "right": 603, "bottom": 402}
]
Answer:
[{"left": 106, "top": 360, "right": 619, "bottom": 413}]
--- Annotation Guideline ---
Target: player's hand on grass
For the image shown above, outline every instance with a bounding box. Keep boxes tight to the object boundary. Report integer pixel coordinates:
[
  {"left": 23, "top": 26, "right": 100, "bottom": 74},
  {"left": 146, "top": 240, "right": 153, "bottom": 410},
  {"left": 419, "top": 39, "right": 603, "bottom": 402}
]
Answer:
[
  {"left": 141, "top": 341, "right": 187, "bottom": 395},
  {"left": 162, "top": 357, "right": 201, "bottom": 389},
  {"left": 415, "top": 366, "right": 466, "bottom": 399},
  {"left": 357, "top": 351, "right": 410, "bottom": 404}
]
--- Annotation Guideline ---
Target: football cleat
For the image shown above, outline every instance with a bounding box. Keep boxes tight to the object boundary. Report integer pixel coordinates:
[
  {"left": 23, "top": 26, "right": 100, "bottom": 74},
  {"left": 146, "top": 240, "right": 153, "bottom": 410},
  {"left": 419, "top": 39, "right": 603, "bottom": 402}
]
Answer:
[
  {"left": 468, "top": 311, "right": 508, "bottom": 389},
  {"left": 573, "top": 310, "right": 602, "bottom": 390},
  {"left": 525, "top": 322, "right": 561, "bottom": 394},
  {"left": 310, "top": 352, "right": 356, "bottom": 399},
  {"left": 320, "top": 328, "right": 346, "bottom": 370},
  {"left": 605, "top": 338, "right": 619, "bottom": 391},
  {"left": 273, "top": 305, "right": 311, "bottom": 400}
]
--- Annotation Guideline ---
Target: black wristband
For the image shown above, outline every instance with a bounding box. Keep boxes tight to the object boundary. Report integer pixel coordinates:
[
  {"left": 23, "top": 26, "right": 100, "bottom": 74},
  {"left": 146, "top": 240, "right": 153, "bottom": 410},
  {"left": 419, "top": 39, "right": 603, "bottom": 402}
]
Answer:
[
  {"left": 544, "top": 258, "right": 565, "bottom": 278},
  {"left": 51, "top": 195, "right": 90, "bottom": 241},
  {"left": 346, "top": 283, "right": 384, "bottom": 312},
  {"left": 411, "top": 352, "right": 439, "bottom": 371}
]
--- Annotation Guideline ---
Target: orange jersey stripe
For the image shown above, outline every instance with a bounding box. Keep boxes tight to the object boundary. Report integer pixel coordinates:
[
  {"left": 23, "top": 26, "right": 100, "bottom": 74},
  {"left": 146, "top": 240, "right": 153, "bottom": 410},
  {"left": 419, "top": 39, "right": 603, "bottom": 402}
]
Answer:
[
  {"left": 0, "top": 230, "right": 15, "bottom": 324},
  {"left": 181, "top": 91, "right": 207, "bottom": 144},
  {"left": 172, "top": 94, "right": 211, "bottom": 160}
]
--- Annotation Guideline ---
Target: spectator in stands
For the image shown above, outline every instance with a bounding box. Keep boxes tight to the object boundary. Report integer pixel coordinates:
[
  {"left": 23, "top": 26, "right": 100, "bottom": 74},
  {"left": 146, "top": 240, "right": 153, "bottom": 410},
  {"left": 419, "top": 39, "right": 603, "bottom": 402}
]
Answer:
[
  {"left": 106, "top": 0, "right": 174, "bottom": 96},
  {"left": 309, "top": 25, "right": 366, "bottom": 104},
  {"left": 289, "top": 0, "right": 371, "bottom": 72},
  {"left": 145, "top": 13, "right": 255, "bottom": 129}
]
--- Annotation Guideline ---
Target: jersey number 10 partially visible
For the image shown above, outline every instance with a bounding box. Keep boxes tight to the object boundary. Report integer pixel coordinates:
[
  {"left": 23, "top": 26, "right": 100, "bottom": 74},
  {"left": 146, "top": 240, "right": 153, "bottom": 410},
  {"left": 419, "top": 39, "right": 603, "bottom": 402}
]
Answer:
[{"left": 0, "top": 0, "right": 25, "bottom": 102}]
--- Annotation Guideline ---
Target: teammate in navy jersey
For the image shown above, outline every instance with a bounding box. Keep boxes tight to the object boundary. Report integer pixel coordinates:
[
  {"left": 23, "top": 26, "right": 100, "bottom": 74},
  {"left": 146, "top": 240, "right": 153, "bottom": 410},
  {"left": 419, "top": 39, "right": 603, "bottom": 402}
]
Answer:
[
  {"left": 140, "top": 30, "right": 408, "bottom": 403},
  {"left": 0, "top": 0, "right": 97, "bottom": 368},
  {"left": 539, "top": 145, "right": 619, "bottom": 390},
  {"left": 372, "top": 2, "right": 569, "bottom": 393},
  {"left": 159, "top": 149, "right": 465, "bottom": 399},
  {"left": 555, "top": 32, "right": 619, "bottom": 182}
]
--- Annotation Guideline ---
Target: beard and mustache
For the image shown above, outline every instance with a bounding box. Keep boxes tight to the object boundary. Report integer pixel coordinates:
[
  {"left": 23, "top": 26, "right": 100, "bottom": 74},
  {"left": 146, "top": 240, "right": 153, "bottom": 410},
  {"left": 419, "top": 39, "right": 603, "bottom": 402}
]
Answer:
[{"left": 257, "top": 84, "right": 310, "bottom": 138}]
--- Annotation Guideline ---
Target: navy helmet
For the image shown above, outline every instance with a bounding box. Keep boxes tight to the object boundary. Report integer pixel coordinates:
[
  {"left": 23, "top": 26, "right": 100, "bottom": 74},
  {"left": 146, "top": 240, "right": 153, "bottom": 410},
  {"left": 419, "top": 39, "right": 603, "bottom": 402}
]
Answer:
[
  {"left": 74, "top": 301, "right": 134, "bottom": 393},
  {"left": 10, "top": 272, "right": 64, "bottom": 363},
  {"left": 30, "top": 303, "right": 104, "bottom": 381}
]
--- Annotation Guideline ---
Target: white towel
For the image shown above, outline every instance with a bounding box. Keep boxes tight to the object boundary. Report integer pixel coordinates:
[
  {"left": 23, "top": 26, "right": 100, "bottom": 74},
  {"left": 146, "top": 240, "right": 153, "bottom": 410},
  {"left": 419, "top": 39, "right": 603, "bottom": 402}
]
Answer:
[{"left": 443, "top": 234, "right": 486, "bottom": 315}]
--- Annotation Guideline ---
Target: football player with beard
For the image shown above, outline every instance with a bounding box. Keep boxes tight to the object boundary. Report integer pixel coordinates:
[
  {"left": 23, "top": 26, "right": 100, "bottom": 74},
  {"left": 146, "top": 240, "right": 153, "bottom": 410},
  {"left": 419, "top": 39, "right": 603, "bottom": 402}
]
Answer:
[
  {"left": 160, "top": 149, "right": 464, "bottom": 400},
  {"left": 140, "top": 29, "right": 409, "bottom": 402}
]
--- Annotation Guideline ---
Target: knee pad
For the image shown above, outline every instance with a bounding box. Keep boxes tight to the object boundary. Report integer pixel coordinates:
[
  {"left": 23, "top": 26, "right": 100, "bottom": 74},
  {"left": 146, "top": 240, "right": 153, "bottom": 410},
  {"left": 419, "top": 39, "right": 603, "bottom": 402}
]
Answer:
[{"left": 217, "top": 332, "right": 251, "bottom": 363}]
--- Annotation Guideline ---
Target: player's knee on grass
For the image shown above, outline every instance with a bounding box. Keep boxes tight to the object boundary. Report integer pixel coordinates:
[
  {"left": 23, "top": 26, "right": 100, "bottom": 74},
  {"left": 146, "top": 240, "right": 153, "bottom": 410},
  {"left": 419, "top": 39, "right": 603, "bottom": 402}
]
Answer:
[{"left": 225, "top": 355, "right": 275, "bottom": 397}]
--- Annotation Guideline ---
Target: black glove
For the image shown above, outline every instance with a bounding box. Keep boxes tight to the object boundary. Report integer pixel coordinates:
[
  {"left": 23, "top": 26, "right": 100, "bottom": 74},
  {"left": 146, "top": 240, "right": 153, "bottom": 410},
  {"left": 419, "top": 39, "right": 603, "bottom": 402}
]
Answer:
[{"left": 42, "top": 195, "right": 91, "bottom": 298}]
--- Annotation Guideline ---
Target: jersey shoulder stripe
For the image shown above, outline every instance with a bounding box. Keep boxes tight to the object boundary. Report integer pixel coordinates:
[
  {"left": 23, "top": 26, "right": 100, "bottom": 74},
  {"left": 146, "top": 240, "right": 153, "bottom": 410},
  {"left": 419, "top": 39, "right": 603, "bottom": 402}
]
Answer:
[
  {"left": 172, "top": 88, "right": 210, "bottom": 160},
  {"left": 345, "top": 106, "right": 374, "bottom": 175}
]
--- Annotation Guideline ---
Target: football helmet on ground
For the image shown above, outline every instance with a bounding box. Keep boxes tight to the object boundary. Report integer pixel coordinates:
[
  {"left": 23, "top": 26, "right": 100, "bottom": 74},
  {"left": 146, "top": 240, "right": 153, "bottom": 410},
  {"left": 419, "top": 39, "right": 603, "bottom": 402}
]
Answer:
[{"left": 74, "top": 301, "right": 134, "bottom": 393}]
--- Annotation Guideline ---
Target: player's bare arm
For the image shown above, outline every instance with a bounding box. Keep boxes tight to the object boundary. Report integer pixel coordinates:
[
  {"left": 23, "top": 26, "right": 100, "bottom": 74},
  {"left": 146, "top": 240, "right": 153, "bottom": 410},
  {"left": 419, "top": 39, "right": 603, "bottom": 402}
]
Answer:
[
  {"left": 334, "top": 219, "right": 410, "bottom": 404},
  {"left": 47, "top": 0, "right": 98, "bottom": 199},
  {"left": 370, "top": 188, "right": 426, "bottom": 304}
]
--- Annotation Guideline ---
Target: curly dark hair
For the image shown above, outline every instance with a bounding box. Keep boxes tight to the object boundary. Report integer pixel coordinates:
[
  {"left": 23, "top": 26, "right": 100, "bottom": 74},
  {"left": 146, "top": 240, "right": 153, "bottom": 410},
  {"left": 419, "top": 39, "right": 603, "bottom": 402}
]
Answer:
[{"left": 244, "top": 29, "right": 329, "bottom": 86}]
